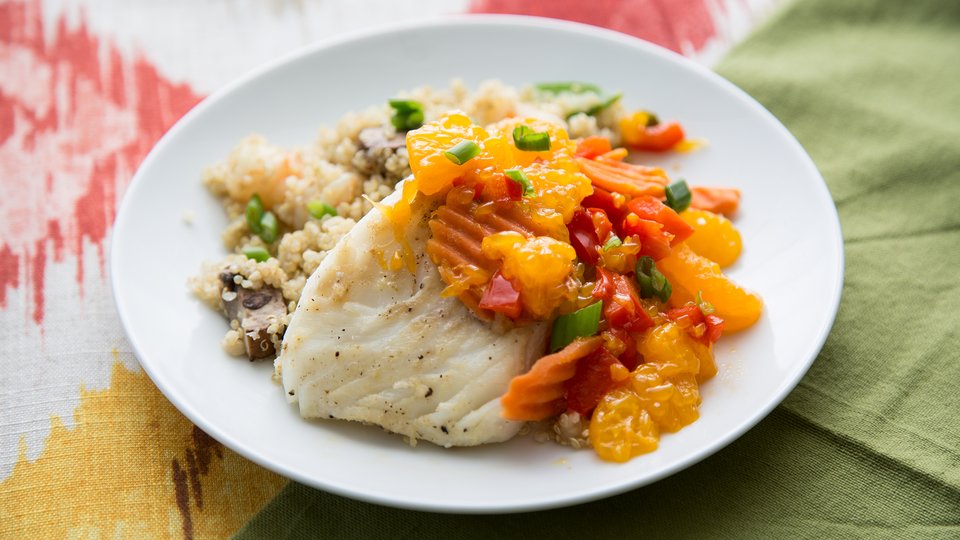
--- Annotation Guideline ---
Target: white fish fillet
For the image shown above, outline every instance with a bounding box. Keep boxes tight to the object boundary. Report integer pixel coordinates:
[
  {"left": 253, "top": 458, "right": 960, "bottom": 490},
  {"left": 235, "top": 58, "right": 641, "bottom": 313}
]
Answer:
[{"left": 278, "top": 182, "right": 548, "bottom": 446}]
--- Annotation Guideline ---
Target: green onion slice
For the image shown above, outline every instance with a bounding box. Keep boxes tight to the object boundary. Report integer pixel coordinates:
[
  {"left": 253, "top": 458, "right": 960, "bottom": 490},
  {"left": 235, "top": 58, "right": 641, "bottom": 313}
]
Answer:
[
  {"left": 534, "top": 81, "right": 603, "bottom": 95},
  {"left": 245, "top": 194, "right": 265, "bottom": 234},
  {"left": 242, "top": 246, "right": 270, "bottom": 262},
  {"left": 636, "top": 256, "right": 672, "bottom": 303},
  {"left": 504, "top": 168, "right": 535, "bottom": 196},
  {"left": 665, "top": 179, "right": 692, "bottom": 213},
  {"left": 512, "top": 125, "right": 551, "bottom": 151},
  {"left": 258, "top": 211, "right": 279, "bottom": 243},
  {"left": 307, "top": 200, "right": 337, "bottom": 219},
  {"left": 549, "top": 301, "right": 603, "bottom": 353},
  {"left": 585, "top": 92, "right": 623, "bottom": 116},
  {"left": 443, "top": 140, "right": 481, "bottom": 165},
  {"left": 389, "top": 99, "right": 424, "bottom": 131},
  {"left": 602, "top": 236, "right": 622, "bottom": 251},
  {"left": 695, "top": 290, "right": 716, "bottom": 315}
]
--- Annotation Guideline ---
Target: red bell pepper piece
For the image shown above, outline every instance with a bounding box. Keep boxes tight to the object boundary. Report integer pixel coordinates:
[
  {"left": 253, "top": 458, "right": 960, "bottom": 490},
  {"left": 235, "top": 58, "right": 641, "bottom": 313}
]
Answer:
[
  {"left": 626, "top": 195, "right": 694, "bottom": 244},
  {"left": 564, "top": 346, "right": 621, "bottom": 415},
  {"left": 704, "top": 314, "right": 725, "bottom": 344},
  {"left": 620, "top": 214, "right": 673, "bottom": 260},
  {"left": 479, "top": 271, "right": 522, "bottom": 319},
  {"left": 607, "top": 327, "right": 638, "bottom": 371},
  {"left": 566, "top": 209, "right": 601, "bottom": 264},
  {"left": 585, "top": 208, "right": 613, "bottom": 244},
  {"left": 603, "top": 271, "right": 654, "bottom": 333},
  {"left": 581, "top": 187, "right": 629, "bottom": 226}
]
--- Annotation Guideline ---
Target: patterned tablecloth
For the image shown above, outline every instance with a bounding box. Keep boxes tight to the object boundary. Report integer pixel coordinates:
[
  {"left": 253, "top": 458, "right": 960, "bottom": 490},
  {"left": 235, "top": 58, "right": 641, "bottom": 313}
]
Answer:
[{"left": 2, "top": 1, "right": 780, "bottom": 536}]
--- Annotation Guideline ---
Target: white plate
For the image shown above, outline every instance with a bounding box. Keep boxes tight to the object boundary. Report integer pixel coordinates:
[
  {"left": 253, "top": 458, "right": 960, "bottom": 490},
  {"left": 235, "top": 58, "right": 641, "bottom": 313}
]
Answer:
[{"left": 111, "top": 16, "right": 843, "bottom": 513}]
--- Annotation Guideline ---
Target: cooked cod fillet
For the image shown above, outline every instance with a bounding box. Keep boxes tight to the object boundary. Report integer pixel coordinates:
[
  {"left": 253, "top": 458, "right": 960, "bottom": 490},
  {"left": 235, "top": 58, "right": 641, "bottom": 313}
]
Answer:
[{"left": 278, "top": 182, "right": 548, "bottom": 447}]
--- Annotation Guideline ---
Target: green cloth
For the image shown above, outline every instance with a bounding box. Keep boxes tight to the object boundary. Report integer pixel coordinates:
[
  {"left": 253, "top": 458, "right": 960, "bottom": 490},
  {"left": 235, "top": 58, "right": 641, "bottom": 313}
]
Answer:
[{"left": 236, "top": 0, "right": 960, "bottom": 537}]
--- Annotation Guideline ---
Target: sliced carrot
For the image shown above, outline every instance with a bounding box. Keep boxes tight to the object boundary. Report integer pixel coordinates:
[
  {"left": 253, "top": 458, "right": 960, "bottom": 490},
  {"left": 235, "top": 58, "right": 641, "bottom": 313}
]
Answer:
[
  {"left": 576, "top": 157, "right": 667, "bottom": 198},
  {"left": 599, "top": 148, "right": 628, "bottom": 161},
  {"left": 690, "top": 187, "right": 741, "bottom": 216},
  {"left": 500, "top": 336, "right": 604, "bottom": 421}
]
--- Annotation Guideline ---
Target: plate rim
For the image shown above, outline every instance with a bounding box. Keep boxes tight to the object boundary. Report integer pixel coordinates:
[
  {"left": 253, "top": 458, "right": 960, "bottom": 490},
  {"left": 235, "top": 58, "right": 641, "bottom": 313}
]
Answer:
[{"left": 110, "top": 14, "right": 845, "bottom": 513}]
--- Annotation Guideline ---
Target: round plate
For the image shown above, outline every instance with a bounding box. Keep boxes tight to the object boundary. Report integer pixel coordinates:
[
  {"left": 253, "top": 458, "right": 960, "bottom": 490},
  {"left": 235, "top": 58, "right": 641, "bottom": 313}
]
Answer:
[{"left": 111, "top": 16, "right": 843, "bottom": 513}]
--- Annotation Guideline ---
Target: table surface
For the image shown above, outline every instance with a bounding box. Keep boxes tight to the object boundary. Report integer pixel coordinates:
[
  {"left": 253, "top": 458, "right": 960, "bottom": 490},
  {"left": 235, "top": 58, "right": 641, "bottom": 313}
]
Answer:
[{"left": 15, "top": 0, "right": 957, "bottom": 538}]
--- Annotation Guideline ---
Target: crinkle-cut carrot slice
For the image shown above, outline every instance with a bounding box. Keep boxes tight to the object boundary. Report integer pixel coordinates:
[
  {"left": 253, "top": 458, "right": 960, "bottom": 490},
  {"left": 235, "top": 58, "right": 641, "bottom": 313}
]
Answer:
[
  {"left": 689, "top": 186, "right": 741, "bottom": 216},
  {"left": 500, "top": 336, "right": 604, "bottom": 421},
  {"left": 575, "top": 157, "right": 667, "bottom": 197}
]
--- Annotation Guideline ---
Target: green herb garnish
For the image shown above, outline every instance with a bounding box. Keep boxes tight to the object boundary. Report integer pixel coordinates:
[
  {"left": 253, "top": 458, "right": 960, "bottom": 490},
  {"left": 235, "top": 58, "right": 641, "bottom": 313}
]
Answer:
[
  {"left": 389, "top": 99, "right": 424, "bottom": 131},
  {"left": 549, "top": 301, "right": 603, "bottom": 353},
  {"left": 242, "top": 246, "right": 271, "bottom": 262},
  {"left": 665, "top": 179, "right": 692, "bottom": 213},
  {"left": 512, "top": 125, "right": 551, "bottom": 151},
  {"left": 635, "top": 256, "right": 672, "bottom": 303},
  {"left": 443, "top": 140, "right": 481, "bottom": 165},
  {"left": 307, "top": 200, "right": 337, "bottom": 220},
  {"left": 504, "top": 168, "right": 535, "bottom": 196}
]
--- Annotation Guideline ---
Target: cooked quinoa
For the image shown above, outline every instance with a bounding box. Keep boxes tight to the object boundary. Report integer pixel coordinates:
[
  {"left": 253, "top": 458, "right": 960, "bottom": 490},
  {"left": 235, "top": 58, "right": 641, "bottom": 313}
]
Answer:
[{"left": 189, "top": 79, "right": 625, "bottom": 358}]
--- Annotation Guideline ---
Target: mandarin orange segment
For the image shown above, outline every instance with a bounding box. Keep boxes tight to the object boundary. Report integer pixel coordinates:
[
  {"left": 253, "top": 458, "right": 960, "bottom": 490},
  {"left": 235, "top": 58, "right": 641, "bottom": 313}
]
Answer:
[
  {"left": 405, "top": 112, "right": 492, "bottom": 195},
  {"left": 481, "top": 231, "right": 577, "bottom": 318},
  {"left": 627, "top": 365, "right": 700, "bottom": 433},
  {"left": 681, "top": 209, "right": 742, "bottom": 267},
  {"left": 637, "top": 322, "right": 715, "bottom": 382},
  {"left": 487, "top": 116, "right": 578, "bottom": 170},
  {"left": 656, "top": 243, "right": 762, "bottom": 332},
  {"left": 589, "top": 386, "right": 659, "bottom": 462}
]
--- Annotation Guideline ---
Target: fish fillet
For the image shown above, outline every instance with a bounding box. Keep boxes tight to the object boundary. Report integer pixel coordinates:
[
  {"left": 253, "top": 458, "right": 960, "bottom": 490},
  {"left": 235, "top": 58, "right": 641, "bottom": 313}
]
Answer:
[{"left": 278, "top": 181, "right": 548, "bottom": 447}]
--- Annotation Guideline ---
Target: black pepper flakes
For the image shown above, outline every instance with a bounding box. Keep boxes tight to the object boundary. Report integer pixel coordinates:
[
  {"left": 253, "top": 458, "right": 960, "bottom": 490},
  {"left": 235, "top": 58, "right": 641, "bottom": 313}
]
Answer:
[
  {"left": 425, "top": 387, "right": 433, "bottom": 397},
  {"left": 441, "top": 426, "right": 448, "bottom": 434}
]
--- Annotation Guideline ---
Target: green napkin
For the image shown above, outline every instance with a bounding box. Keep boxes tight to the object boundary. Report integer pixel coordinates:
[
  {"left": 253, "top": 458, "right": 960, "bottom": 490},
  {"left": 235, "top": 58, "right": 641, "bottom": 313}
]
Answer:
[{"left": 236, "top": 0, "right": 960, "bottom": 537}]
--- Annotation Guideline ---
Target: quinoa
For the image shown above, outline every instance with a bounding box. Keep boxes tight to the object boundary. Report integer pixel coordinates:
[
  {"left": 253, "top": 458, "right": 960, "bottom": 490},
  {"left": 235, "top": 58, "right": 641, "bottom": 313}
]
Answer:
[{"left": 189, "top": 79, "right": 624, "bottom": 357}]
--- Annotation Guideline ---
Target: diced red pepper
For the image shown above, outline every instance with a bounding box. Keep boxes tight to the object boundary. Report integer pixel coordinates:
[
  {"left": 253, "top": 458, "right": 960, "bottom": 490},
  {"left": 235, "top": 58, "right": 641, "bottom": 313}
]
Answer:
[
  {"left": 704, "top": 314, "right": 725, "bottom": 343},
  {"left": 564, "top": 346, "right": 621, "bottom": 415},
  {"left": 483, "top": 173, "right": 523, "bottom": 202},
  {"left": 479, "top": 271, "right": 522, "bottom": 319},
  {"left": 604, "top": 272, "right": 654, "bottom": 333},
  {"left": 582, "top": 187, "right": 629, "bottom": 225},
  {"left": 626, "top": 195, "right": 694, "bottom": 245},
  {"left": 566, "top": 209, "right": 601, "bottom": 264},
  {"left": 621, "top": 214, "right": 673, "bottom": 260},
  {"left": 666, "top": 304, "right": 705, "bottom": 326},
  {"left": 575, "top": 136, "right": 613, "bottom": 159},
  {"left": 607, "top": 327, "right": 638, "bottom": 371},
  {"left": 629, "top": 121, "right": 685, "bottom": 152},
  {"left": 592, "top": 267, "right": 616, "bottom": 300},
  {"left": 585, "top": 208, "right": 613, "bottom": 244}
]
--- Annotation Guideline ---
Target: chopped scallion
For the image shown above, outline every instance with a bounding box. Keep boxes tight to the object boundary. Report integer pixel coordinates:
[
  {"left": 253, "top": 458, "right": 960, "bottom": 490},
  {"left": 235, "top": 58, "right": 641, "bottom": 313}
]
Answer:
[
  {"left": 549, "top": 301, "right": 603, "bottom": 353},
  {"left": 534, "top": 81, "right": 603, "bottom": 95},
  {"left": 443, "top": 140, "right": 481, "bottom": 165},
  {"left": 512, "top": 125, "right": 551, "bottom": 151},
  {"left": 388, "top": 99, "right": 424, "bottom": 131},
  {"left": 258, "top": 211, "right": 279, "bottom": 243},
  {"left": 635, "top": 256, "right": 672, "bottom": 303},
  {"left": 307, "top": 200, "right": 337, "bottom": 219},
  {"left": 602, "top": 236, "right": 622, "bottom": 251},
  {"left": 242, "top": 246, "right": 270, "bottom": 262},
  {"left": 245, "top": 194, "right": 265, "bottom": 234},
  {"left": 504, "top": 168, "right": 535, "bottom": 196},
  {"left": 585, "top": 92, "right": 623, "bottom": 116},
  {"left": 665, "top": 179, "right": 692, "bottom": 213},
  {"left": 695, "top": 290, "right": 716, "bottom": 315}
]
